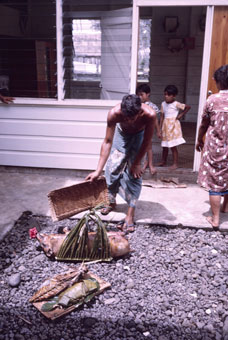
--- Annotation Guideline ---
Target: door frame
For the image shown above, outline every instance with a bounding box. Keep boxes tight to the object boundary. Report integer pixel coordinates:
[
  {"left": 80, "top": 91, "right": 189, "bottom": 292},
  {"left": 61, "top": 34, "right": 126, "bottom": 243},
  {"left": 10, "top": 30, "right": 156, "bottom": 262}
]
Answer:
[{"left": 130, "top": 0, "right": 226, "bottom": 171}]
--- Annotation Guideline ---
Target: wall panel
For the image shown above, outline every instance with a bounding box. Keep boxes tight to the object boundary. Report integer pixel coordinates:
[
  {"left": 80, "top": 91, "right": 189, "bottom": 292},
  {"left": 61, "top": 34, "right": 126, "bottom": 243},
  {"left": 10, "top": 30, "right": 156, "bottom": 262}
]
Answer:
[{"left": 0, "top": 104, "right": 109, "bottom": 170}]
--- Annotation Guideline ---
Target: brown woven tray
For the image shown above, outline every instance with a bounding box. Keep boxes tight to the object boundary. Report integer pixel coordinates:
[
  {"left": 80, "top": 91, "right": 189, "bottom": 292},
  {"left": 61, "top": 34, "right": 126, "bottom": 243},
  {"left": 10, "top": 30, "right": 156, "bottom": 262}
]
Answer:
[{"left": 48, "top": 176, "right": 109, "bottom": 221}]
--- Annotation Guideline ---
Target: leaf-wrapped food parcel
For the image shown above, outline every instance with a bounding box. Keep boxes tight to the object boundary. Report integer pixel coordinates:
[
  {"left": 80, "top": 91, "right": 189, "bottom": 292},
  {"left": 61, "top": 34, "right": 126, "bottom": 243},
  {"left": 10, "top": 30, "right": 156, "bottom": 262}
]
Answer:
[
  {"left": 31, "top": 269, "right": 111, "bottom": 319},
  {"left": 58, "top": 278, "right": 99, "bottom": 308},
  {"left": 41, "top": 278, "right": 99, "bottom": 311},
  {"left": 29, "top": 264, "right": 88, "bottom": 303}
]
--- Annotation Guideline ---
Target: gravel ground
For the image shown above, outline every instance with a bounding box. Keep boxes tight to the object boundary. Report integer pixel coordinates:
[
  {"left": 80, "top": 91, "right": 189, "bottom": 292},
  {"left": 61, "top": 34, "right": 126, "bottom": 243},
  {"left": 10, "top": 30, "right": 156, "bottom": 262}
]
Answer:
[{"left": 1, "top": 211, "right": 228, "bottom": 340}]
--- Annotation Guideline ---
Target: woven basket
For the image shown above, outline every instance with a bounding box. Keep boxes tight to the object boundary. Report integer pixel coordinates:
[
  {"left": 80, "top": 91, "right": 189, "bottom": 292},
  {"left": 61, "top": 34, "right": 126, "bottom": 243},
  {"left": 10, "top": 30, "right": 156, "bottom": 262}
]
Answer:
[{"left": 48, "top": 176, "right": 109, "bottom": 221}]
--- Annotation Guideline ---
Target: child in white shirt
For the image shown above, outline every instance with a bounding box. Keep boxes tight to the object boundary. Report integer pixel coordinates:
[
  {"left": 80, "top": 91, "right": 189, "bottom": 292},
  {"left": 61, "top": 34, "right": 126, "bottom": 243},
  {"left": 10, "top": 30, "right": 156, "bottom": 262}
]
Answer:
[{"left": 159, "top": 85, "right": 191, "bottom": 169}]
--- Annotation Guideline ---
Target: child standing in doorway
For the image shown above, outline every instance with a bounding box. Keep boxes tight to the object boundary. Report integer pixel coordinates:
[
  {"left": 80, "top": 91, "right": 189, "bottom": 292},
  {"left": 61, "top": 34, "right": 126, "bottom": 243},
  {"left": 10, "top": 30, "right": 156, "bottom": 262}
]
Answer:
[
  {"left": 159, "top": 85, "right": 191, "bottom": 169},
  {"left": 136, "top": 83, "right": 161, "bottom": 175}
]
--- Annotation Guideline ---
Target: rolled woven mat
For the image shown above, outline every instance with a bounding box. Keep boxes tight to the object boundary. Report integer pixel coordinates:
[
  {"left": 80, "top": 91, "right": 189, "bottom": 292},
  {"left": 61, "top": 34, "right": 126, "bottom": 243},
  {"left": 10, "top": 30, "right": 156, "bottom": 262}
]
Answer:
[{"left": 47, "top": 176, "right": 109, "bottom": 221}]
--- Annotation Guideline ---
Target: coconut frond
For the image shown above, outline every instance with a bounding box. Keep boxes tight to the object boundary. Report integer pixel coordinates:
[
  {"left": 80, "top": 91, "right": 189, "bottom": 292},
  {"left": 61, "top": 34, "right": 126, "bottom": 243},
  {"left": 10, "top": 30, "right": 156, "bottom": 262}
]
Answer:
[{"left": 56, "top": 208, "right": 112, "bottom": 262}]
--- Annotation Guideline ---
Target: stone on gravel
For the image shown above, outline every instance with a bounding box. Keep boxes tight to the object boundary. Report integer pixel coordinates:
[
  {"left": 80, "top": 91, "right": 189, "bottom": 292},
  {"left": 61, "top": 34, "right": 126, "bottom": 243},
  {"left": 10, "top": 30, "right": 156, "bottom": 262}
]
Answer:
[
  {"left": 83, "top": 317, "right": 97, "bottom": 328},
  {"left": 104, "top": 298, "right": 116, "bottom": 305},
  {"left": 8, "top": 273, "right": 21, "bottom": 287},
  {"left": 126, "top": 278, "right": 134, "bottom": 289},
  {"left": 14, "top": 334, "right": 25, "bottom": 340}
]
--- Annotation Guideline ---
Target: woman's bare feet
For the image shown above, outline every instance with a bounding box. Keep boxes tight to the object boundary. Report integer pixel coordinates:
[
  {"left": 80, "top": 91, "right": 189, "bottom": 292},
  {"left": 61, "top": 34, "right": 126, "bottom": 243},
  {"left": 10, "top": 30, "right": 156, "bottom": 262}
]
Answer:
[
  {"left": 157, "top": 162, "right": 167, "bottom": 167},
  {"left": 169, "top": 164, "right": 178, "bottom": 170},
  {"left": 206, "top": 216, "right": 219, "bottom": 229},
  {"left": 142, "top": 161, "right": 149, "bottom": 173},
  {"left": 149, "top": 166, "right": 157, "bottom": 175}
]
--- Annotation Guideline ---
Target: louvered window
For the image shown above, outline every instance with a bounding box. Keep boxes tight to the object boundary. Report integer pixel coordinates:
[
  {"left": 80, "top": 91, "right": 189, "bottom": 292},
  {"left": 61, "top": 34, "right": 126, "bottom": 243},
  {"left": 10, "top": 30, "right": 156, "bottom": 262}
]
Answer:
[
  {"left": 0, "top": 0, "right": 136, "bottom": 101},
  {"left": 0, "top": 0, "right": 57, "bottom": 98},
  {"left": 62, "top": 0, "right": 132, "bottom": 100}
]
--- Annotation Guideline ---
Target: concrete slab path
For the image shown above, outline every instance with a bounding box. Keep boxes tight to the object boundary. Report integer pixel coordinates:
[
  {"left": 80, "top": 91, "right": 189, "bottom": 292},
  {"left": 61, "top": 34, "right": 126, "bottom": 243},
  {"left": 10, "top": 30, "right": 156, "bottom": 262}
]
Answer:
[{"left": 0, "top": 168, "right": 228, "bottom": 240}]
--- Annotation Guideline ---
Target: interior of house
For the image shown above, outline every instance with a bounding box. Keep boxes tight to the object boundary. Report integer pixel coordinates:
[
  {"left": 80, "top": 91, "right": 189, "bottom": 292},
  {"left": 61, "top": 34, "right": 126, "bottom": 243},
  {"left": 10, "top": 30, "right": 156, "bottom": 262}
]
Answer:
[
  {"left": 138, "top": 6, "right": 206, "bottom": 169},
  {"left": 0, "top": 1, "right": 207, "bottom": 170}
]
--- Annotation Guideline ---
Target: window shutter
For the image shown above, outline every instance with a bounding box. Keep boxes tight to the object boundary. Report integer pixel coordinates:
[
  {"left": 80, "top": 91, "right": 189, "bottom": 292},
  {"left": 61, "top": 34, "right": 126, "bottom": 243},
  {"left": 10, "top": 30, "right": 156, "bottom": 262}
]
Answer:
[{"left": 62, "top": 0, "right": 132, "bottom": 100}]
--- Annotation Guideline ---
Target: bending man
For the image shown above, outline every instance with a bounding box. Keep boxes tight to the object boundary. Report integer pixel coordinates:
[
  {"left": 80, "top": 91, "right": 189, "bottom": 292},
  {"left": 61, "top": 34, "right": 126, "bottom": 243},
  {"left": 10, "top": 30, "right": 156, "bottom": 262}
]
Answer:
[{"left": 86, "top": 94, "right": 156, "bottom": 233}]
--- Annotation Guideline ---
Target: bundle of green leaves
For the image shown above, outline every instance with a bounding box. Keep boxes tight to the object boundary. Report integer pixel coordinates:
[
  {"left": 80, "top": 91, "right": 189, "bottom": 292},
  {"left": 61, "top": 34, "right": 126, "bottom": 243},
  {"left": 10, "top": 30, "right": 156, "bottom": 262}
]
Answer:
[{"left": 41, "top": 277, "right": 99, "bottom": 312}]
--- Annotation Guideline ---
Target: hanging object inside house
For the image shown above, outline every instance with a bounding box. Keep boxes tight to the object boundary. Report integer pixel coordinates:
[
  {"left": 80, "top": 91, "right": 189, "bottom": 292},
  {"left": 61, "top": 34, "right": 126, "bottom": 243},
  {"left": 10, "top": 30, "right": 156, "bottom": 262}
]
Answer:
[
  {"left": 164, "top": 16, "right": 179, "bottom": 33},
  {"left": 168, "top": 38, "right": 185, "bottom": 53}
]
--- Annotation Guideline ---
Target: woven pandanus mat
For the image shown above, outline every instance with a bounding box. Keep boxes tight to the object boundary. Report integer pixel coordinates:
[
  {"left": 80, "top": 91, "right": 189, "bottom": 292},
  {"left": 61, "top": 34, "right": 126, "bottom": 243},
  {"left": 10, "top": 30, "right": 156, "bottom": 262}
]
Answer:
[{"left": 48, "top": 176, "right": 109, "bottom": 221}]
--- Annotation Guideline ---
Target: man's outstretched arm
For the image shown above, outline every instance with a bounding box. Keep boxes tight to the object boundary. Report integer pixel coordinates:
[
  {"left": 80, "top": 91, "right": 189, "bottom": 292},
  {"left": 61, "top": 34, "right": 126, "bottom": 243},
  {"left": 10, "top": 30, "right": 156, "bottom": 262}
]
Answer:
[{"left": 86, "top": 123, "right": 115, "bottom": 181}]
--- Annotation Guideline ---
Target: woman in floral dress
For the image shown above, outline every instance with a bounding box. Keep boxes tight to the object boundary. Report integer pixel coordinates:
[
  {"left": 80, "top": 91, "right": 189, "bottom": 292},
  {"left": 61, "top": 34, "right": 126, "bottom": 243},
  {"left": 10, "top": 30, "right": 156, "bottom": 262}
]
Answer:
[{"left": 196, "top": 64, "right": 228, "bottom": 229}]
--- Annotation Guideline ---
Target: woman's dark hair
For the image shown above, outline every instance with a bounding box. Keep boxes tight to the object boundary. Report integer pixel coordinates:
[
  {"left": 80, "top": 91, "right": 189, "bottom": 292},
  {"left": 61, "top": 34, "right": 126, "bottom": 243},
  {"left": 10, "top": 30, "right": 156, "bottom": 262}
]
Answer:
[
  {"left": 121, "top": 94, "right": 141, "bottom": 117},
  {"left": 213, "top": 64, "right": 228, "bottom": 89},
  {"left": 164, "top": 85, "right": 178, "bottom": 96}
]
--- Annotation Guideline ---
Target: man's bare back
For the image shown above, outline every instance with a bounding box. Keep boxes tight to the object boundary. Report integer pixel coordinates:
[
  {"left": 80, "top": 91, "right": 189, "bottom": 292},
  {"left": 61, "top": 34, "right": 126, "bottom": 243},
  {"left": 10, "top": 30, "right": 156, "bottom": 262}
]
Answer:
[
  {"left": 108, "top": 102, "right": 156, "bottom": 135},
  {"left": 86, "top": 95, "right": 156, "bottom": 182}
]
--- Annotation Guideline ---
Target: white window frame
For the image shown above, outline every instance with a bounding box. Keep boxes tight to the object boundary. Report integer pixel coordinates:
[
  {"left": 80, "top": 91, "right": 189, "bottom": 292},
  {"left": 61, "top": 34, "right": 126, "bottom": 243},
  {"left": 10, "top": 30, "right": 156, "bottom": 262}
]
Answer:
[
  {"left": 131, "top": 0, "right": 227, "bottom": 171},
  {"left": 12, "top": 0, "right": 227, "bottom": 119}
]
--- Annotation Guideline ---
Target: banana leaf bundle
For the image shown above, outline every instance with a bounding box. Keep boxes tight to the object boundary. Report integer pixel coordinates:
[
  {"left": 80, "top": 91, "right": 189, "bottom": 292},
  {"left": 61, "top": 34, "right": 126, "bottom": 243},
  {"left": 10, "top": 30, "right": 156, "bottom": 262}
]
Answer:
[
  {"left": 41, "top": 277, "right": 99, "bottom": 312},
  {"left": 29, "top": 263, "right": 88, "bottom": 303},
  {"left": 30, "top": 264, "right": 111, "bottom": 320},
  {"left": 56, "top": 207, "right": 112, "bottom": 262}
]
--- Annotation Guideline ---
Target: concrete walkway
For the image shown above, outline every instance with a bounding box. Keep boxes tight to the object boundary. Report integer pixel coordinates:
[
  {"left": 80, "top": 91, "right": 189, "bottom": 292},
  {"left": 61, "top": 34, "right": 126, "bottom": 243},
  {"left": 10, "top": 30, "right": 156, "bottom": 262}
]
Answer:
[{"left": 1, "top": 167, "right": 228, "bottom": 240}]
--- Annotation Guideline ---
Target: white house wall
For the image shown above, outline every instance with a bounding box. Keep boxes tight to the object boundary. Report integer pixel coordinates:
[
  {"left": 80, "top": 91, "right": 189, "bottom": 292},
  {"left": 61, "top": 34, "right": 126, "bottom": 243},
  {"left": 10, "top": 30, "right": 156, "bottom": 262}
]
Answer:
[
  {"left": 0, "top": 1, "right": 219, "bottom": 172},
  {"left": 0, "top": 103, "right": 110, "bottom": 170}
]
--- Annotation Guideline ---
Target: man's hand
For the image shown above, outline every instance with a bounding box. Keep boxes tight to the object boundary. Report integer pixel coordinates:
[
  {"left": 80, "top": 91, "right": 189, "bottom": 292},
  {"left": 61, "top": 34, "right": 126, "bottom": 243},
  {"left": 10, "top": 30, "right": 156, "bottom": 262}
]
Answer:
[
  {"left": 0, "top": 95, "right": 14, "bottom": 104},
  {"left": 85, "top": 170, "right": 100, "bottom": 182},
  {"left": 196, "top": 140, "right": 204, "bottom": 152},
  {"left": 130, "top": 164, "right": 143, "bottom": 179}
]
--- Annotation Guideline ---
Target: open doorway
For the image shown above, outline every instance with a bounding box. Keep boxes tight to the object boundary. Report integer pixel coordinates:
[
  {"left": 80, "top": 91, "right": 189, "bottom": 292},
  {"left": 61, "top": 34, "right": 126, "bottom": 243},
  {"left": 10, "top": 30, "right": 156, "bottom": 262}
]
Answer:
[{"left": 137, "top": 6, "right": 206, "bottom": 169}]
